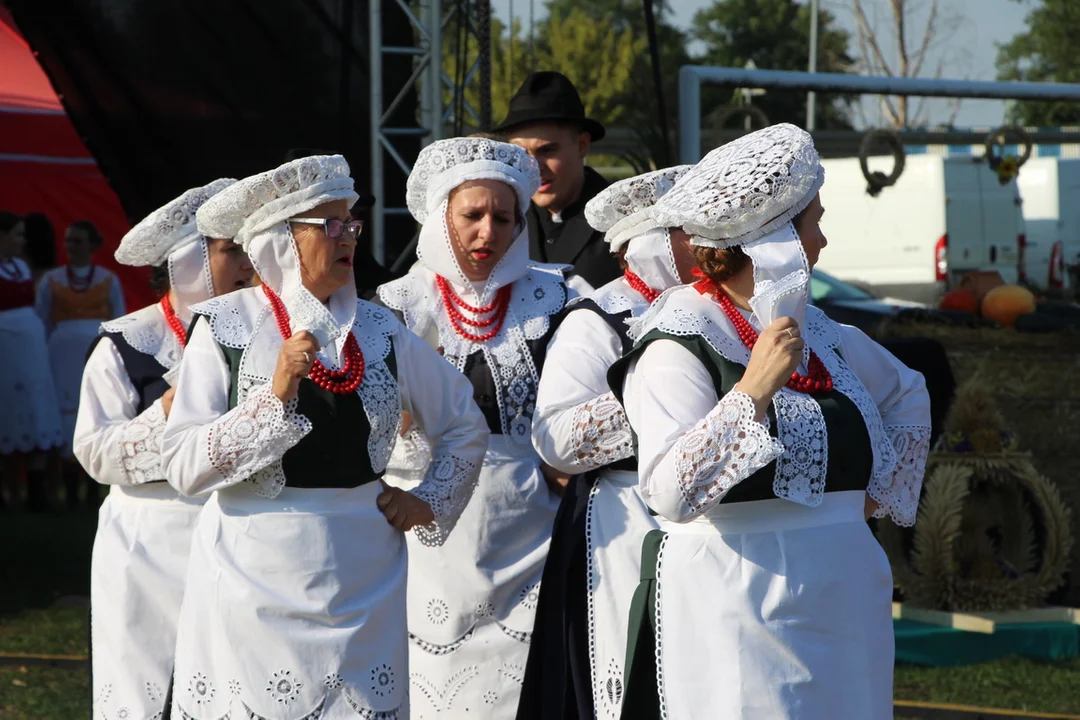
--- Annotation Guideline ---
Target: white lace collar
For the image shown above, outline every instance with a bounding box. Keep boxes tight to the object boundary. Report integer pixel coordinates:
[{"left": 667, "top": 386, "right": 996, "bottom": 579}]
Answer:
[
  {"left": 629, "top": 286, "right": 896, "bottom": 508},
  {"left": 378, "top": 263, "right": 568, "bottom": 443},
  {"left": 100, "top": 303, "right": 181, "bottom": 371},
  {"left": 191, "top": 289, "right": 402, "bottom": 498},
  {"left": 587, "top": 277, "right": 652, "bottom": 318}
]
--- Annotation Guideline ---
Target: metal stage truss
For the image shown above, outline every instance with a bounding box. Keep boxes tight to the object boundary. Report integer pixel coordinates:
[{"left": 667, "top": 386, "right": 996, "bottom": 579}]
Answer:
[{"left": 369, "top": 0, "right": 492, "bottom": 265}]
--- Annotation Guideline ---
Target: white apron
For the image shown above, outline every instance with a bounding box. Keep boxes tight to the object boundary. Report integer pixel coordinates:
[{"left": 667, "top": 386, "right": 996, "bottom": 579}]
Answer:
[
  {"left": 385, "top": 435, "right": 559, "bottom": 719},
  {"left": 586, "top": 470, "right": 658, "bottom": 719},
  {"left": 48, "top": 318, "right": 102, "bottom": 454},
  {"left": 90, "top": 483, "right": 205, "bottom": 719},
  {"left": 653, "top": 490, "right": 893, "bottom": 720},
  {"left": 0, "top": 306, "right": 63, "bottom": 454},
  {"left": 171, "top": 483, "right": 408, "bottom": 719}
]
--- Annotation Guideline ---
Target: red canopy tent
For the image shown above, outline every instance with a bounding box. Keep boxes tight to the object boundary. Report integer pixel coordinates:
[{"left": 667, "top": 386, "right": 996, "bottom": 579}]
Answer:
[{"left": 0, "top": 6, "right": 152, "bottom": 309}]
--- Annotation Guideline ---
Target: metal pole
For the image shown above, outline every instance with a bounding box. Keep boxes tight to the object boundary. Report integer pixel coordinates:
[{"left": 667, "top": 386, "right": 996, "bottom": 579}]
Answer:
[
  {"left": 679, "top": 66, "right": 702, "bottom": 164},
  {"left": 806, "top": 0, "right": 818, "bottom": 131},
  {"left": 369, "top": 0, "right": 385, "bottom": 263},
  {"left": 424, "top": 0, "right": 443, "bottom": 142}
]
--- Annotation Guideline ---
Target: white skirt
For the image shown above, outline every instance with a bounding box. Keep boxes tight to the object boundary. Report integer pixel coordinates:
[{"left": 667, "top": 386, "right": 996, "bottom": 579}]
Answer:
[
  {"left": 385, "top": 435, "right": 559, "bottom": 720},
  {"left": 171, "top": 482, "right": 409, "bottom": 719},
  {"left": 587, "top": 469, "right": 658, "bottom": 719},
  {"left": 653, "top": 490, "right": 893, "bottom": 720},
  {"left": 48, "top": 318, "right": 101, "bottom": 455},
  {"left": 0, "top": 307, "right": 62, "bottom": 454},
  {"left": 90, "top": 483, "right": 205, "bottom": 719}
]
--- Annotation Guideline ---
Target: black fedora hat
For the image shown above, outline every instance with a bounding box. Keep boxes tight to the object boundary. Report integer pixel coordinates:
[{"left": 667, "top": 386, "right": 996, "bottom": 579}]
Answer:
[{"left": 494, "top": 71, "right": 606, "bottom": 141}]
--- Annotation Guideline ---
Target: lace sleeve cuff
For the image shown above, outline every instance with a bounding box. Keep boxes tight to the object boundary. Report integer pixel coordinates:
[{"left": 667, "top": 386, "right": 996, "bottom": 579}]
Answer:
[
  {"left": 569, "top": 392, "right": 634, "bottom": 472},
  {"left": 111, "top": 400, "right": 168, "bottom": 485},
  {"left": 671, "top": 390, "right": 784, "bottom": 517},
  {"left": 869, "top": 425, "right": 930, "bottom": 527},
  {"left": 410, "top": 454, "right": 480, "bottom": 547},
  {"left": 206, "top": 384, "right": 312, "bottom": 483}
]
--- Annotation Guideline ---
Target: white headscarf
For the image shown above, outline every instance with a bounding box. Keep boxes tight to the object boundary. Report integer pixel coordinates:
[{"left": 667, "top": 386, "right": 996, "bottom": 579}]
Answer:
[
  {"left": 115, "top": 178, "right": 236, "bottom": 323},
  {"left": 407, "top": 137, "right": 541, "bottom": 306},
  {"left": 585, "top": 165, "right": 693, "bottom": 294},
  {"left": 195, "top": 155, "right": 360, "bottom": 349},
  {"left": 649, "top": 123, "right": 824, "bottom": 331}
]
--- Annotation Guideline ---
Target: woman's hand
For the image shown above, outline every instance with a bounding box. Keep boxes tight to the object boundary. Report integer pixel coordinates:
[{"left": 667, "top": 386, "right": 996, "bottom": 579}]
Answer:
[
  {"left": 400, "top": 410, "right": 413, "bottom": 437},
  {"left": 272, "top": 331, "right": 319, "bottom": 402},
  {"left": 377, "top": 480, "right": 435, "bottom": 531},
  {"left": 541, "top": 463, "right": 571, "bottom": 497},
  {"left": 160, "top": 387, "right": 176, "bottom": 418},
  {"left": 733, "top": 317, "right": 804, "bottom": 420}
]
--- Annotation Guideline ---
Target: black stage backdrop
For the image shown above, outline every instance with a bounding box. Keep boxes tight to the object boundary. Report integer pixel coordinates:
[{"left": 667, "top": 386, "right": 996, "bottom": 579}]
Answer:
[{"left": 5, "top": 0, "right": 417, "bottom": 292}]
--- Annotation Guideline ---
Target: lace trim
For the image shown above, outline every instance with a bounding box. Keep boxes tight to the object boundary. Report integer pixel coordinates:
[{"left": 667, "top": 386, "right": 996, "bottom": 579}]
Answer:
[
  {"left": 386, "top": 426, "right": 433, "bottom": 481},
  {"left": 205, "top": 384, "right": 311, "bottom": 495},
  {"left": 589, "top": 277, "right": 652, "bottom": 318},
  {"left": 410, "top": 454, "right": 479, "bottom": 547},
  {"left": 671, "top": 391, "right": 784, "bottom": 517},
  {"left": 869, "top": 425, "right": 930, "bottom": 527},
  {"left": 380, "top": 265, "right": 567, "bottom": 444},
  {"left": 189, "top": 292, "right": 260, "bottom": 350},
  {"left": 409, "top": 627, "right": 475, "bottom": 656},
  {"left": 585, "top": 482, "right": 603, "bottom": 715},
  {"left": 570, "top": 393, "right": 634, "bottom": 471},
  {"left": 654, "top": 533, "right": 670, "bottom": 720},
  {"left": 111, "top": 400, "right": 168, "bottom": 484},
  {"left": 101, "top": 305, "right": 182, "bottom": 371},
  {"left": 352, "top": 301, "right": 402, "bottom": 474}
]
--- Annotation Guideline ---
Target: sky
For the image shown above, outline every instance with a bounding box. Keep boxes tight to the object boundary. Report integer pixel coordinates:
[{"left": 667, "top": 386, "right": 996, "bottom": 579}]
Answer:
[{"left": 490, "top": 0, "right": 1034, "bottom": 128}]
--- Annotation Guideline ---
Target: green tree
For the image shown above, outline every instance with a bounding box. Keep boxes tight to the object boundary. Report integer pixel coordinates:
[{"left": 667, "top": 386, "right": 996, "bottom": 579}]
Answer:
[
  {"left": 692, "top": 0, "right": 855, "bottom": 129},
  {"left": 996, "top": 0, "right": 1080, "bottom": 126}
]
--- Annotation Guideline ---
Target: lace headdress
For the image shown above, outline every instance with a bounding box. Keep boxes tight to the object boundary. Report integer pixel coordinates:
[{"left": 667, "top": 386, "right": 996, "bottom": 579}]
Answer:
[
  {"left": 586, "top": 164, "right": 692, "bottom": 293},
  {"left": 407, "top": 137, "right": 541, "bottom": 305},
  {"left": 650, "top": 124, "right": 825, "bottom": 332},
  {"left": 115, "top": 178, "right": 236, "bottom": 321},
  {"left": 195, "top": 155, "right": 361, "bottom": 348}
]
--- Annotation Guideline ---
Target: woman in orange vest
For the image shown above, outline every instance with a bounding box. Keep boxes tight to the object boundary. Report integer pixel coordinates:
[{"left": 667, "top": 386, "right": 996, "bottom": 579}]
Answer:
[{"left": 35, "top": 220, "right": 125, "bottom": 506}]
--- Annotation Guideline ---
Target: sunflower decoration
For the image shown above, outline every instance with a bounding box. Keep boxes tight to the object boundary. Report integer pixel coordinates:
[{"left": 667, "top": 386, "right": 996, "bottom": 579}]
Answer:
[
  {"left": 983, "top": 125, "right": 1032, "bottom": 186},
  {"left": 878, "top": 380, "right": 1073, "bottom": 613},
  {"left": 991, "top": 155, "right": 1020, "bottom": 186}
]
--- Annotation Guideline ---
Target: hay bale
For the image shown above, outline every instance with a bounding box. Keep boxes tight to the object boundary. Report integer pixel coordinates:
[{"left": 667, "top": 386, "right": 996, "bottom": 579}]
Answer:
[{"left": 878, "top": 320, "right": 1080, "bottom": 602}]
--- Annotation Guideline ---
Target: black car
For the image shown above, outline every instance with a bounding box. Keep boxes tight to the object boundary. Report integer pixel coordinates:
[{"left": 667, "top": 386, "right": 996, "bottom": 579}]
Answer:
[{"left": 810, "top": 269, "right": 928, "bottom": 335}]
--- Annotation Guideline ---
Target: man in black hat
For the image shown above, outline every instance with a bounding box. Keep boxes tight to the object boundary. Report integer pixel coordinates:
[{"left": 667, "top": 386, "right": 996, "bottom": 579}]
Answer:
[{"left": 495, "top": 71, "right": 620, "bottom": 290}]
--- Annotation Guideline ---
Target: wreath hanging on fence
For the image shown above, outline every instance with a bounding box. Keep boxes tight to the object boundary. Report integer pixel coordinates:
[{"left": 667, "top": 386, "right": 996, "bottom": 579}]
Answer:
[
  {"left": 859, "top": 130, "right": 906, "bottom": 197},
  {"left": 984, "top": 124, "right": 1033, "bottom": 185},
  {"left": 709, "top": 104, "right": 770, "bottom": 132},
  {"left": 877, "top": 381, "right": 1073, "bottom": 613}
]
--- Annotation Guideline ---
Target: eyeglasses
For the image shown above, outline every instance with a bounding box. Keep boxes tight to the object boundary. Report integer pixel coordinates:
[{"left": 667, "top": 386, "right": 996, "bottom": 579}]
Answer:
[{"left": 287, "top": 217, "right": 364, "bottom": 239}]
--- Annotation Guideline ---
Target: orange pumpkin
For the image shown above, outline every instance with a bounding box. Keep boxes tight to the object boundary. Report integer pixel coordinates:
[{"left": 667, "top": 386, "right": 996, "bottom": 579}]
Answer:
[
  {"left": 939, "top": 288, "right": 979, "bottom": 314},
  {"left": 981, "top": 285, "right": 1036, "bottom": 328}
]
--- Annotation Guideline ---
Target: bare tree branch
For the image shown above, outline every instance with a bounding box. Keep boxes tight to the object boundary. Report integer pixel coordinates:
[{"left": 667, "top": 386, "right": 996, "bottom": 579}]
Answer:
[
  {"left": 909, "top": 0, "right": 940, "bottom": 78},
  {"left": 852, "top": 0, "right": 895, "bottom": 77}
]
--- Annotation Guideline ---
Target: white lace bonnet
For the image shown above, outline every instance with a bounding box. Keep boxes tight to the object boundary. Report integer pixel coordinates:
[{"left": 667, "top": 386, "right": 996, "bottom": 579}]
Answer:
[
  {"left": 194, "top": 155, "right": 361, "bottom": 349},
  {"left": 115, "top": 178, "right": 236, "bottom": 267},
  {"left": 196, "top": 154, "right": 358, "bottom": 249},
  {"left": 115, "top": 178, "right": 236, "bottom": 311},
  {"left": 585, "top": 164, "right": 693, "bottom": 252},
  {"left": 650, "top": 123, "right": 824, "bottom": 249},
  {"left": 406, "top": 137, "right": 540, "bottom": 223}
]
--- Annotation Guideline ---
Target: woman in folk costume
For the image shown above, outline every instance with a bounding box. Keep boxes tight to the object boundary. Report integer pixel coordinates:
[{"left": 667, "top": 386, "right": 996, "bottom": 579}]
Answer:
[
  {"left": 161, "top": 154, "right": 488, "bottom": 719},
  {"left": 36, "top": 221, "right": 125, "bottom": 458},
  {"left": 0, "top": 211, "right": 63, "bottom": 510},
  {"left": 609, "top": 124, "right": 932, "bottom": 720},
  {"left": 73, "top": 178, "right": 252, "bottom": 720},
  {"left": 519, "top": 165, "right": 694, "bottom": 720},
  {"left": 378, "top": 137, "right": 570, "bottom": 719}
]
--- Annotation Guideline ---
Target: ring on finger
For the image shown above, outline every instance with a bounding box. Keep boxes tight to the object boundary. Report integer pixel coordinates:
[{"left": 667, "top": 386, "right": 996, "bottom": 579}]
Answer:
[{"left": 302, "top": 351, "right": 312, "bottom": 364}]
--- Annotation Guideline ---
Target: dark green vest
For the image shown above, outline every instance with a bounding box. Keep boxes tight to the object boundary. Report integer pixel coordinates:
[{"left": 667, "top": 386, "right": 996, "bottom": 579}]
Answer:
[
  {"left": 609, "top": 329, "right": 873, "bottom": 504},
  {"left": 216, "top": 339, "right": 397, "bottom": 490}
]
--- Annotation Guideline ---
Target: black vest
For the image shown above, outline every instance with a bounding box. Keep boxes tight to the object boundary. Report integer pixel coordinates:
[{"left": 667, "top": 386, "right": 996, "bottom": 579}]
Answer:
[
  {"left": 609, "top": 330, "right": 873, "bottom": 503},
  {"left": 92, "top": 331, "right": 171, "bottom": 414},
  {"left": 463, "top": 333, "right": 550, "bottom": 437},
  {"left": 213, "top": 333, "right": 397, "bottom": 490}
]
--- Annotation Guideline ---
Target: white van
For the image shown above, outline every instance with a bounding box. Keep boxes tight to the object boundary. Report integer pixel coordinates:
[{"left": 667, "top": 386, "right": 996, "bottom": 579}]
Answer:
[
  {"left": 816, "top": 155, "right": 1024, "bottom": 303},
  {"left": 1015, "top": 157, "right": 1080, "bottom": 292}
]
